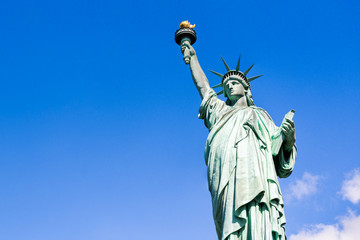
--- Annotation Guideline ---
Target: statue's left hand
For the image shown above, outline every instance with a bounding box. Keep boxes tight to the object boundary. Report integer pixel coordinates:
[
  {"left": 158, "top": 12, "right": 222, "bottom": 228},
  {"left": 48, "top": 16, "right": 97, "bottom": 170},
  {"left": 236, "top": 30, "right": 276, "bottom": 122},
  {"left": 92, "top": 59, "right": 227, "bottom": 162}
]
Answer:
[
  {"left": 180, "top": 41, "right": 196, "bottom": 64},
  {"left": 281, "top": 118, "right": 296, "bottom": 152},
  {"left": 181, "top": 41, "right": 196, "bottom": 56}
]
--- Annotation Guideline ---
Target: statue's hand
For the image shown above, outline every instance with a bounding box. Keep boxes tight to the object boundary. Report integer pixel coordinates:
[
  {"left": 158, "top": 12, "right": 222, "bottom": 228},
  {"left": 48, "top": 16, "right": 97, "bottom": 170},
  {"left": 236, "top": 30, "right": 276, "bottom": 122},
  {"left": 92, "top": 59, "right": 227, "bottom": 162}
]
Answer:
[
  {"left": 281, "top": 118, "right": 296, "bottom": 152},
  {"left": 181, "top": 41, "right": 196, "bottom": 56},
  {"left": 180, "top": 41, "right": 196, "bottom": 64}
]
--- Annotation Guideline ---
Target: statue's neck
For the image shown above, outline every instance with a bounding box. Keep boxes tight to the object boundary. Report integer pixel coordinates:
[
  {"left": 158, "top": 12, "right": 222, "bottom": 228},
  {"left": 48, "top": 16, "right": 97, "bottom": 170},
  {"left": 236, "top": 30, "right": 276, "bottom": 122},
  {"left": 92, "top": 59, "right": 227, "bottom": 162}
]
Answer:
[{"left": 230, "top": 96, "right": 248, "bottom": 108}]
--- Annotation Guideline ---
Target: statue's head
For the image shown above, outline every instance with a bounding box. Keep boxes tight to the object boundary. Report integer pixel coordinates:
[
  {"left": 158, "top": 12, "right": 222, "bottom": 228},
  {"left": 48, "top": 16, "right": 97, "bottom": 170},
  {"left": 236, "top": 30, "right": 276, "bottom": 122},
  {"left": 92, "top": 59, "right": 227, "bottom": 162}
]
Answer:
[
  {"left": 208, "top": 56, "right": 262, "bottom": 106},
  {"left": 223, "top": 75, "right": 247, "bottom": 100},
  {"left": 223, "top": 75, "right": 254, "bottom": 106}
]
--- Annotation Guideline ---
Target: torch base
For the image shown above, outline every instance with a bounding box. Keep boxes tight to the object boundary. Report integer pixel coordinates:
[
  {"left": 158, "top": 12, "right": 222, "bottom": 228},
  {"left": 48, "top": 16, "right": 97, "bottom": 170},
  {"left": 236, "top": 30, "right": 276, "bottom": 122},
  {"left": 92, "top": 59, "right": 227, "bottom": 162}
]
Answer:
[{"left": 175, "top": 28, "right": 197, "bottom": 45}]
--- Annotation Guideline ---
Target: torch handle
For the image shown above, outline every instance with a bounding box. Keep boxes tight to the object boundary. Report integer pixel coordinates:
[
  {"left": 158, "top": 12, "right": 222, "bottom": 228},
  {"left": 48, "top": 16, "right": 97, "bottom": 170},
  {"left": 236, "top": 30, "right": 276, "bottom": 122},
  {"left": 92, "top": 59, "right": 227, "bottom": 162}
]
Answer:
[
  {"left": 184, "top": 48, "right": 190, "bottom": 65},
  {"left": 181, "top": 39, "right": 191, "bottom": 65}
]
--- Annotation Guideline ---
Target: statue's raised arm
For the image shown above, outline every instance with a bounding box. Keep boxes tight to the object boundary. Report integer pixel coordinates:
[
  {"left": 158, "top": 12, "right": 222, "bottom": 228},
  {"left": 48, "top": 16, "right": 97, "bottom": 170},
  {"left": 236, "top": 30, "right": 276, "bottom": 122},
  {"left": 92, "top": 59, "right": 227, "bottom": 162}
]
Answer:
[
  {"left": 175, "top": 21, "right": 210, "bottom": 99},
  {"left": 180, "top": 42, "right": 210, "bottom": 99}
]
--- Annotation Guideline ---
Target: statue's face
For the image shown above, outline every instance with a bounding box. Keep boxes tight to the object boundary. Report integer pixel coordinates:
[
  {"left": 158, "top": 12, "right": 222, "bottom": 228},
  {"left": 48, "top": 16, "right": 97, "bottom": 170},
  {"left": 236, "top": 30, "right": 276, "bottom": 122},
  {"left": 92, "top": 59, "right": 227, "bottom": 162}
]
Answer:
[{"left": 224, "top": 78, "right": 245, "bottom": 102}]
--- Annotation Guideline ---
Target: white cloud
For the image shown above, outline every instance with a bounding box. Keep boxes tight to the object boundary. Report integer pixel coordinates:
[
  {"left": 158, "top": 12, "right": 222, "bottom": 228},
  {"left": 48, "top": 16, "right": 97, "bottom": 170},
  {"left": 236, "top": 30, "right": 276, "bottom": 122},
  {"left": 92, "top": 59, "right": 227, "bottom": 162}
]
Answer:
[
  {"left": 340, "top": 169, "right": 360, "bottom": 204},
  {"left": 289, "top": 211, "right": 360, "bottom": 240},
  {"left": 286, "top": 172, "right": 320, "bottom": 201}
]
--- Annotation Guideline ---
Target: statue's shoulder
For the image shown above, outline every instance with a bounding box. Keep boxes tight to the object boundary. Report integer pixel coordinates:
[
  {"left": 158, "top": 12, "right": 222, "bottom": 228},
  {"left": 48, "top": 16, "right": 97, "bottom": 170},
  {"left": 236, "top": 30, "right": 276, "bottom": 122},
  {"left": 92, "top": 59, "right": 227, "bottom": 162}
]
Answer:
[{"left": 249, "top": 106, "right": 274, "bottom": 122}]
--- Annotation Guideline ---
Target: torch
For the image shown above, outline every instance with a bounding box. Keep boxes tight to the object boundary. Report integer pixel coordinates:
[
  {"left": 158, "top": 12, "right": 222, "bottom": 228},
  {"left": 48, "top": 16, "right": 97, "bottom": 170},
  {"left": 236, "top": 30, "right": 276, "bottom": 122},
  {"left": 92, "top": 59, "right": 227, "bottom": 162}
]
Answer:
[{"left": 175, "top": 21, "right": 197, "bottom": 65}]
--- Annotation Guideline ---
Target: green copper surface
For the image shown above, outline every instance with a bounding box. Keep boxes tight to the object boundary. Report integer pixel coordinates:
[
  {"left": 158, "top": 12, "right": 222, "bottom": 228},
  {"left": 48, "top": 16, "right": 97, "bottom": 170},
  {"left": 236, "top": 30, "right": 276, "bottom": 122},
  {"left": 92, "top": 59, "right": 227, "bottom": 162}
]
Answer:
[
  {"left": 179, "top": 37, "right": 296, "bottom": 240},
  {"left": 236, "top": 55, "right": 241, "bottom": 71},
  {"left": 243, "top": 63, "right": 255, "bottom": 76},
  {"left": 248, "top": 74, "right": 263, "bottom": 82},
  {"left": 221, "top": 56, "right": 231, "bottom": 71},
  {"left": 209, "top": 70, "right": 224, "bottom": 78}
]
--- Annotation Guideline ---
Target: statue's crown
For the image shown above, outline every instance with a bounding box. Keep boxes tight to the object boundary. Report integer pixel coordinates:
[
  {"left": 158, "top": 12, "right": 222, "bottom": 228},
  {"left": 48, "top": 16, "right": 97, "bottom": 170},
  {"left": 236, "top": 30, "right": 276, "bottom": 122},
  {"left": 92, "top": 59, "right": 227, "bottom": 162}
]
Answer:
[
  {"left": 222, "top": 70, "right": 248, "bottom": 84},
  {"left": 209, "top": 56, "right": 263, "bottom": 95}
]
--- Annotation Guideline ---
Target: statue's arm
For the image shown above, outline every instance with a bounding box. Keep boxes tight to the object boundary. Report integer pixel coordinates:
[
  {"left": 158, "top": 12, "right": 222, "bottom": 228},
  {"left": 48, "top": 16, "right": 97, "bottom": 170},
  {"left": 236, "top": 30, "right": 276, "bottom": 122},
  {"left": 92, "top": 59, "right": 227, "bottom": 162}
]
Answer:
[
  {"left": 181, "top": 42, "right": 210, "bottom": 99},
  {"left": 274, "top": 145, "right": 296, "bottom": 178}
]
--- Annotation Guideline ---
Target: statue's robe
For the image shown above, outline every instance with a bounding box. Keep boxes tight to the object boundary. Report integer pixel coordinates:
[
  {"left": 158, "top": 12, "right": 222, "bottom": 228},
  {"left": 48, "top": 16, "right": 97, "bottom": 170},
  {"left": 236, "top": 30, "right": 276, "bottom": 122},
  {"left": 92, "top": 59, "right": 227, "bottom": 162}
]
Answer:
[{"left": 199, "top": 89, "right": 296, "bottom": 240}]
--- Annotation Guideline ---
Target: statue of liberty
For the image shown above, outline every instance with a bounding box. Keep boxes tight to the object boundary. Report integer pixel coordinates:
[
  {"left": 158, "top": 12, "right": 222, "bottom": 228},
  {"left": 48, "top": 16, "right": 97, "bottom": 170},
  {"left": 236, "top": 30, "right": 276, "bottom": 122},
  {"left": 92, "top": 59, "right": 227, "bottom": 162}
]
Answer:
[{"left": 177, "top": 23, "right": 297, "bottom": 240}]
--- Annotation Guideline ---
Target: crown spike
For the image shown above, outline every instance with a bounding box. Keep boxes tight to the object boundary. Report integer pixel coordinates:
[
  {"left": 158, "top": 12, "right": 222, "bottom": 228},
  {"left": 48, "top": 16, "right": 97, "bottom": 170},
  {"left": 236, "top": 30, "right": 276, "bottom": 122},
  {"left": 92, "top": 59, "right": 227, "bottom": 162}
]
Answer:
[
  {"left": 211, "top": 83, "right": 223, "bottom": 89},
  {"left": 236, "top": 55, "right": 241, "bottom": 71},
  {"left": 221, "top": 56, "right": 231, "bottom": 71},
  {"left": 248, "top": 74, "right": 263, "bottom": 82},
  {"left": 216, "top": 90, "right": 224, "bottom": 95},
  {"left": 208, "top": 70, "right": 224, "bottom": 78},
  {"left": 243, "top": 63, "right": 255, "bottom": 76}
]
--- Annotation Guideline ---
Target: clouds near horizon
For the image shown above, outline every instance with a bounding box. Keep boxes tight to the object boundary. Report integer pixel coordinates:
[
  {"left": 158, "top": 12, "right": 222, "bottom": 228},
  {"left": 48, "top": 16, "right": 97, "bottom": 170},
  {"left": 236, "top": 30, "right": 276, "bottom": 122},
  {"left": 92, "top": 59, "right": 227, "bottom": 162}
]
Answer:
[
  {"left": 289, "top": 210, "right": 360, "bottom": 240},
  {"left": 289, "top": 168, "right": 360, "bottom": 239}
]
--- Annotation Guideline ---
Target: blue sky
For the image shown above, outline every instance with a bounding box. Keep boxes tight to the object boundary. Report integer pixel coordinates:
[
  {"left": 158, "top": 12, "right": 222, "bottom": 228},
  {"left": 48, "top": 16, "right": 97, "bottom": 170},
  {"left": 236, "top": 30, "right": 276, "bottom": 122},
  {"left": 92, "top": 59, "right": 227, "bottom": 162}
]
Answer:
[{"left": 0, "top": 0, "right": 360, "bottom": 239}]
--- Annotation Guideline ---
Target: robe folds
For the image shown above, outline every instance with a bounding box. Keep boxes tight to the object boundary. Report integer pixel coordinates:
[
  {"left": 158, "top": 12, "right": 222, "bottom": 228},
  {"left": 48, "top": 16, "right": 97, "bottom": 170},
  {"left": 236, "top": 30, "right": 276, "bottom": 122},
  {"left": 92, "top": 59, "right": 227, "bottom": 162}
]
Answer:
[{"left": 198, "top": 89, "right": 296, "bottom": 240}]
